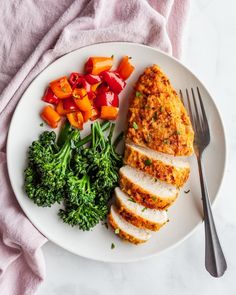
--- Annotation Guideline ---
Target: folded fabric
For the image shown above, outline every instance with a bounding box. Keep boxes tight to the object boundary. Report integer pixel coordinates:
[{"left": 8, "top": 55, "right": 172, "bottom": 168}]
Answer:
[{"left": 0, "top": 0, "right": 190, "bottom": 294}]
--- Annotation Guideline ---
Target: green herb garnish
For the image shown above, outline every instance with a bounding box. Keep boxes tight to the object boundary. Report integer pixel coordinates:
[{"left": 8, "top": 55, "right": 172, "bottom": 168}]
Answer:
[
  {"left": 184, "top": 189, "right": 190, "bottom": 194},
  {"left": 151, "top": 196, "right": 157, "bottom": 201},
  {"left": 61, "top": 86, "right": 67, "bottom": 93},
  {"left": 136, "top": 91, "right": 141, "bottom": 97},
  {"left": 141, "top": 207, "right": 147, "bottom": 212},
  {"left": 163, "top": 139, "right": 169, "bottom": 144},
  {"left": 111, "top": 55, "right": 114, "bottom": 58},
  {"left": 152, "top": 111, "right": 158, "bottom": 121},
  {"left": 128, "top": 198, "right": 136, "bottom": 203},
  {"left": 39, "top": 123, "right": 44, "bottom": 127},
  {"left": 133, "top": 122, "right": 138, "bottom": 130},
  {"left": 115, "top": 228, "right": 120, "bottom": 234},
  {"left": 144, "top": 159, "right": 152, "bottom": 166},
  {"left": 111, "top": 243, "right": 115, "bottom": 249}
]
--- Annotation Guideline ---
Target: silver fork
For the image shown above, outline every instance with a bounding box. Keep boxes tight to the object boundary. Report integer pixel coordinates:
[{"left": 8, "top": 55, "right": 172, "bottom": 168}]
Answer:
[{"left": 180, "top": 87, "right": 227, "bottom": 277}]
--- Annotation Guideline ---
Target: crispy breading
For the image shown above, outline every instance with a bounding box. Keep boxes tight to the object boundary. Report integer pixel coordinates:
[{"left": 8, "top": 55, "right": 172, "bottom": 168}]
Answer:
[{"left": 126, "top": 65, "right": 194, "bottom": 156}]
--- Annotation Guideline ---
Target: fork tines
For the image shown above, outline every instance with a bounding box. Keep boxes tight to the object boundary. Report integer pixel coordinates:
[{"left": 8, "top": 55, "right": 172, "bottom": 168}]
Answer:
[{"left": 179, "top": 87, "right": 210, "bottom": 143}]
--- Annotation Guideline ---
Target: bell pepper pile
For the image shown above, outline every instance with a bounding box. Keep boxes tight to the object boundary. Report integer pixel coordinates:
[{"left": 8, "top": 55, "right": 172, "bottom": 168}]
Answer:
[{"left": 40, "top": 55, "right": 135, "bottom": 129}]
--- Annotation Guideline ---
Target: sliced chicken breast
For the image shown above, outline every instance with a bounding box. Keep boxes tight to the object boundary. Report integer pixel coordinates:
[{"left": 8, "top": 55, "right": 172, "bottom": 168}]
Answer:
[
  {"left": 124, "top": 142, "right": 190, "bottom": 187},
  {"left": 115, "top": 187, "right": 168, "bottom": 231},
  {"left": 119, "top": 165, "right": 179, "bottom": 209},
  {"left": 108, "top": 205, "right": 151, "bottom": 244}
]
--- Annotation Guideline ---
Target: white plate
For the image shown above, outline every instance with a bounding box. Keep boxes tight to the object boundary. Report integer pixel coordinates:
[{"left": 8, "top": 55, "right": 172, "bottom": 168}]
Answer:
[{"left": 7, "top": 42, "right": 226, "bottom": 262}]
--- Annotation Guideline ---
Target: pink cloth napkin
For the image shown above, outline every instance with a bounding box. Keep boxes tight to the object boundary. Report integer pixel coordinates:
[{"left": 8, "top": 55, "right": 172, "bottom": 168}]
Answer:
[{"left": 0, "top": 0, "right": 190, "bottom": 294}]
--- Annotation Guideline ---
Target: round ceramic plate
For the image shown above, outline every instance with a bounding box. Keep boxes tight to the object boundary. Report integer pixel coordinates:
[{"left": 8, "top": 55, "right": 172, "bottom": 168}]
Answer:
[{"left": 7, "top": 42, "right": 226, "bottom": 262}]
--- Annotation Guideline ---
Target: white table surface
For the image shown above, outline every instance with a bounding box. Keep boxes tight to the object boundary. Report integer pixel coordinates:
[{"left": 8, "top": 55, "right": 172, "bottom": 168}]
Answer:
[{"left": 38, "top": 1, "right": 236, "bottom": 294}]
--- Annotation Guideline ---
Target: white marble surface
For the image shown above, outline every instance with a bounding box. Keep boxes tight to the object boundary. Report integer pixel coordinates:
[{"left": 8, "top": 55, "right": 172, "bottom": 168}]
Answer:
[{"left": 38, "top": 1, "right": 236, "bottom": 294}]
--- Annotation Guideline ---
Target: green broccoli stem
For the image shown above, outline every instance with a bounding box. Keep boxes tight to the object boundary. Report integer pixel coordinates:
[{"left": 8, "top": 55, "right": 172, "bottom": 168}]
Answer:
[
  {"left": 108, "top": 123, "right": 115, "bottom": 143},
  {"left": 56, "top": 130, "right": 80, "bottom": 173},
  {"left": 57, "top": 120, "right": 71, "bottom": 147},
  {"left": 91, "top": 121, "right": 107, "bottom": 150},
  {"left": 76, "top": 121, "right": 110, "bottom": 149}
]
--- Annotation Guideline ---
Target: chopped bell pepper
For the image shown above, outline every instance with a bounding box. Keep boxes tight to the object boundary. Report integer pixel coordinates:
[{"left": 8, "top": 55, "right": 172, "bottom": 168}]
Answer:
[
  {"left": 63, "top": 97, "right": 78, "bottom": 112},
  {"left": 87, "top": 82, "right": 101, "bottom": 100},
  {"left": 84, "top": 74, "right": 101, "bottom": 85},
  {"left": 96, "top": 82, "right": 109, "bottom": 94},
  {"left": 68, "top": 72, "right": 82, "bottom": 87},
  {"left": 100, "top": 106, "right": 119, "bottom": 120},
  {"left": 82, "top": 108, "right": 92, "bottom": 122},
  {"left": 73, "top": 88, "right": 91, "bottom": 112},
  {"left": 117, "top": 56, "right": 135, "bottom": 80},
  {"left": 49, "top": 76, "right": 72, "bottom": 99},
  {"left": 84, "top": 57, "right": 113, "bottom": 75},
  {"left": 67, "top": 111, "right": 84, "bottom": 129},
  {"left": 42, "top": 87, "right": 59, "bottom": 105},
  {"left": 94, "top": 91, "right": 119, "bottom": 108},
  {"left": 74, "top": 77, "right": 91, "bottom": 93},
  {"left": 91, "top": 82, "right": 102, "bottom": 93},
  {"left": 87, "top": 91, "right": 96, "bottom": 100},
  {"left": 56, "top": 101, "right": 72, "bottom": 116},
  {"left": 100, "top": 71, "right": 126, "bottom": 94},
  {"left": 90, "top": 107, "right": 100, "bottom": 121},
  {"left": 40, "top": 105, "right": 61, "bottom": 128}
]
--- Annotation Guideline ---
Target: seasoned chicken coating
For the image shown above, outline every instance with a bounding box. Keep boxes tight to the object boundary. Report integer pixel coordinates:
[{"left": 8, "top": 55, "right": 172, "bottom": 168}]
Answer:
[{"left": 126, "top": 65, "right": 194, "bottom": 156}]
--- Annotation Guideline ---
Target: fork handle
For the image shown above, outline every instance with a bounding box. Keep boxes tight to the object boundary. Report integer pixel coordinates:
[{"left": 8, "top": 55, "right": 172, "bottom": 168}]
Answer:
[{"left": 197, "top": 156, "right": 227, "bottom": 277}]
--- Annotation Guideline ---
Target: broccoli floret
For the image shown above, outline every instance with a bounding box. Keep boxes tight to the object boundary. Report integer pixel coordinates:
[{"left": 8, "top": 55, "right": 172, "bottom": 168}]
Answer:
[
  {"left": 58, "top": 201, "right": 108, "bottom": 231},
  {"left": 24, "top": 129, "right": 80, "bottom": 207},
  {"left": 66, "top": 174, "right": 96, "bottom": 204}
]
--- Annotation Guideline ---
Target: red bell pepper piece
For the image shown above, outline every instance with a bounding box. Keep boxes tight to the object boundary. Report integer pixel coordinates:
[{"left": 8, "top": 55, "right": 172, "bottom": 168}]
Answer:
[
  {"left": 74, "top": 77, "right": 91, "bottom": 93},
  {"left": 42, "top": 87, "right": 59, "bottom": 105},
  {"left": 96, "top": 82, "right": 110, "bottom": 94},
  {"left": 100, "top": 71, "right": 126, "bottom": 94},
  {"left": 84, "top": 74, "right": 101, "bottom": 85},
  {"left": 88, "top": 91, "right": 96, "bottom": 100},
  {"left": 94, "top": 91, "right": 119, "bottom": 108},
  {"left": 63, "top": 97, "right": 78, "bottom": 112},
  {"left": 69, "top": 72, "right": 82, "bottom": 88}
]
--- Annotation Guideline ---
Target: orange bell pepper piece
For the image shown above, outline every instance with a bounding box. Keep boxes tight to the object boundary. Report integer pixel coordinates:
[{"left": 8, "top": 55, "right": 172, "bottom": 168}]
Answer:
[
  {"left": 84, "top": 57, "right": 113, "bottom": 75},
  {"left": 91, "top": 82, "right": 101, "bottom": 93},
  {"left": 82, "top": 108, "right": 92, "bottom": 122},
  {"left": 90, "top": 107, "right": 100, "bottom": 121},
  {"left": 73, "top": 88, "right": 91, "bottom": 112},
  {"left": 49, "top": 76, "right": 72, "bottom": 99},
  {"left": 40, "top": 105, "right": 61, "bottom": 128},
  {"left": 67, "top": 111, "right": 84, "bottom": 129},
  {"left": 117, "top": 56, "right": 135, "bottom": 80},
  {"left": 56, "top": 101, "right": 72, "bottom": 116},
  {"left": 100, "top": 106, "right": 119, "bottom": 120}
]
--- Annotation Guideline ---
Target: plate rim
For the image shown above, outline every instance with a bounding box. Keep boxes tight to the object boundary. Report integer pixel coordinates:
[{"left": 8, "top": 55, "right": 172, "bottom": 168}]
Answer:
[{"left": 6, "top": 41, "right": 227, "bottom": 263}]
